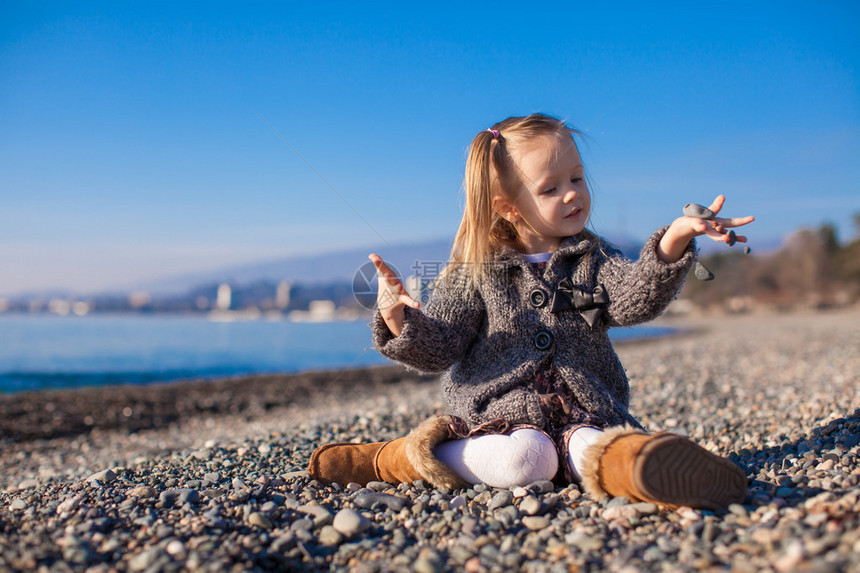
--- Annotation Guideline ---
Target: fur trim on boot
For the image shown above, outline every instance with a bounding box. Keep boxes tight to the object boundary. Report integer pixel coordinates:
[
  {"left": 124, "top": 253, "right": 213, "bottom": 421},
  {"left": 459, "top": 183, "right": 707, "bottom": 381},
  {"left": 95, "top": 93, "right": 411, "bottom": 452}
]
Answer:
[
  {"left": 307, "top": 415, "right": 468, "bottom": 489},
  {"left": 578, "top": 424, "right": 645, "bottom": 500},
  {"left": 404, "top": 415, "right": 469, "bottom": 490},
  {"left": 578, "top": 425, "right": 748, "bottom": 510}
]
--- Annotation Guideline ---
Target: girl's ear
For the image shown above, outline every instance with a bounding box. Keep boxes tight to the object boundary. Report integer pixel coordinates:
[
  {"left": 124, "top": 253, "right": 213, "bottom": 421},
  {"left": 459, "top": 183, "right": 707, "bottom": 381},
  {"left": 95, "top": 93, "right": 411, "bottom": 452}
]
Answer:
[{"left": 492, "top": 196, "right": 517, "bottom": 223}]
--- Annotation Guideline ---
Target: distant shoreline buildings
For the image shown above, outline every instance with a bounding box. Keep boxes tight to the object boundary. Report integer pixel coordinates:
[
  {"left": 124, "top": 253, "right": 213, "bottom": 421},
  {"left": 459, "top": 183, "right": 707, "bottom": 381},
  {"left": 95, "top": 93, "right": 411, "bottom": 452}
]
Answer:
[
  {"left": 0, "top": 277, "right": 372, "bottom": 322},
  {"left": 2, "top": 221, "right": 859, "bottom": 318}
]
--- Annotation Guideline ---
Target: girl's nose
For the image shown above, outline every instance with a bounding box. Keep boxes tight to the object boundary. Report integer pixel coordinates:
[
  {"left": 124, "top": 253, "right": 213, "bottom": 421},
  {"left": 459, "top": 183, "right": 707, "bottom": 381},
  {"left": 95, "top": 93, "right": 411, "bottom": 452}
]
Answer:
[{"left": 563, "top": 188, "right": 577, "bottom": 203}]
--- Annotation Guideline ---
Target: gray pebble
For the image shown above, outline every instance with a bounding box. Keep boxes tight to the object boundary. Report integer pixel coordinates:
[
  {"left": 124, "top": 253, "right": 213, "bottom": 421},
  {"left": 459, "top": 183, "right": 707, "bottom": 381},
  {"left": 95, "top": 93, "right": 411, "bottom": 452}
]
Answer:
[
  {"left": 317, "top": 524, "right": 343, "bottom": 546},
  {"left": 189, "top": 448, "right": 210, "bottom": 460},
  {"left": 9, "top": 498, "right": 27, "bottom": 511},
  {"left": 566, "top": 531, "right": 603, "bottom": 552},
  {"left": 366, "top": 481, "right": 391, "bottom": 491},
  {"left": 248, "top": 511, "right": 273, "bottom": 530},
  {"left": 683, "top": 203, "right": 716, "bottom": 219},
  {"left": 726, "top": 229, "right": 737, "bottom": 246},
  {"left": 270, "top": 534, "right": 296, "bottom": 553},
  {"left": 281, "top": 470, "right": 308, "bottom": 481},
  {"left": 203, "top": 471, "right": 221, "bottom": 483},
  {"left": 297, "top": 503, "right": 331, "bottom": 520},
  {"left": 17, "top": 478, "right": 38, "bottom": 490},
  {"left": 527, "top": 480, "right": 555, "bottom": 494},
  {"left": 519, "top": 496, "right": 542, "bottom": 516},
  {"left": 282, "top": 493, "right": 300, "bottom": 509},
  {"left": 488, "top": 490, "right": 514, "bottom": 510},
  {"left": 643, "top": 546, "right": 667, "bottom": 561},
  {"left": 260, "top": 501, "right": 278, "bottom": 514},
  {"left": 56, "top": 496, "right": 81, "bottom": 515},
  {"left": 607, "top": 496, "right": 631, "bottom": 508},
  {"left": 128, "top": 485, "right": 155, "bottom": 498},
  {"left": 657, "top": 537, "right": 680, "bottom": 553},
  {"left": 128, "top": 548, "right": 163, "bottom": 572},
  {"left": 86, "top": 469, "right": 116, "bottom": 484},
  {"left": 413, "top": 551, "right": 443, "bottom": 573},
  {"left": 159, "top": 488, "right": 198, "bottom": 507},
  {"left": 63, "top": 547, "right": 94, "bottom": 565},
  {"left": 290, "top": 518, "right": 314, "bottom": 532},
  {"left": 522, "top": 515, "right": 551, "bottom": 530},
  {"left": 694, "top": 261, "right": 715, "bottom": 281},
  {"left": 333, "top": 508, "right": 371, "bottom": 536},
  {"left": 494, "top": 505, "right": 520, "bottom": 525},
  {"left": 449, "top": 495, "right": 466, "bottom": 510},
  {"left": 354, "top": 492, "right": 410, "bottom": 511},
  {"left": 630, "top": 502, "right": 659, "bottom": 515},
  {"left": 728, "top": 503, "right": 748, "bottom": 517}
]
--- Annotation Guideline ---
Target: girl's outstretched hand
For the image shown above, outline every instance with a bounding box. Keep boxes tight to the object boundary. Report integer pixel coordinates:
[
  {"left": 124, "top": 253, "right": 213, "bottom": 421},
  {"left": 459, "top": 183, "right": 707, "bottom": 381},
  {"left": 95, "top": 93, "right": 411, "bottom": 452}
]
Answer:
[
  {"left": 369, "top": 253, "right": 420, "bottom": 337},
  {"left": 658, "top": 195, "right": 755, "bottom": 263}
]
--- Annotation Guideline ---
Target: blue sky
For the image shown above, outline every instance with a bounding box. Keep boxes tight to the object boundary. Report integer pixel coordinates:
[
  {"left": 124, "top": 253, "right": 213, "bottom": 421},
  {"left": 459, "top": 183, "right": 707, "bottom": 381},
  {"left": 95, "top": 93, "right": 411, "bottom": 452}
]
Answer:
[{"left": 1, "top": 1, "right": 858, "bottom": 295}]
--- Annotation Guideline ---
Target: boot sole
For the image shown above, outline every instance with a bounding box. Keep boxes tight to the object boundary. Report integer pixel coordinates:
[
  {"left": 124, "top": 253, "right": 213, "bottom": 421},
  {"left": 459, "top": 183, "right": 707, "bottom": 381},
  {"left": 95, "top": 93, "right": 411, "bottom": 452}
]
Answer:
[{"left": 633, "top": 434, "right": 748, "bottom": 510}]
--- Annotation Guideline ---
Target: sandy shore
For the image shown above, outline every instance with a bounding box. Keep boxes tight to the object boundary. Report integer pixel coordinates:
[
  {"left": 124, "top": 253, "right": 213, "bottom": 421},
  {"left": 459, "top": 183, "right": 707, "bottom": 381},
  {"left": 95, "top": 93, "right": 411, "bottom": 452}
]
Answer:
[{"left": 1, "top": 310, "right": 858, "bottom": 571}]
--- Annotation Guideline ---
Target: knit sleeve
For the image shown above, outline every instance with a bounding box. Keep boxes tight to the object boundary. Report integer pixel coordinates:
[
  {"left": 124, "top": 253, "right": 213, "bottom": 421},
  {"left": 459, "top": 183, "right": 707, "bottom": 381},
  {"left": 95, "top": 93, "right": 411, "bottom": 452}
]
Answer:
[
  {"left": 371, "top": 271, "right": 485, "bottom": 373},
  {"left": 596, "top": 226, "right": 696, "bottom": 327}
]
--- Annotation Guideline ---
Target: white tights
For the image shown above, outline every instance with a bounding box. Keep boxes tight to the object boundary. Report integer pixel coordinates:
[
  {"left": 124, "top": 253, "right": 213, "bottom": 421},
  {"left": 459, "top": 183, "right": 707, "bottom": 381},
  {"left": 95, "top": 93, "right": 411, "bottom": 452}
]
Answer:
[
  {"left": 433, "top": 429, "right": 558, "bottom": 489},
  {"left": 566, "top": 426, "right": 604, "bottom": 479},
  {"left": 433, "top": 426, "right": 605, "bottom": 488}
]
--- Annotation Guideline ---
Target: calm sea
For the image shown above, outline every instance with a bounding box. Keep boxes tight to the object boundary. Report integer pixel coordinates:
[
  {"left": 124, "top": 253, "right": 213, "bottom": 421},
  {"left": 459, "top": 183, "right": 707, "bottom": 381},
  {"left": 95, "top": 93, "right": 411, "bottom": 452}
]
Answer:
[{"left": 0, "top": 314, "right": 673, "bottom": 394}]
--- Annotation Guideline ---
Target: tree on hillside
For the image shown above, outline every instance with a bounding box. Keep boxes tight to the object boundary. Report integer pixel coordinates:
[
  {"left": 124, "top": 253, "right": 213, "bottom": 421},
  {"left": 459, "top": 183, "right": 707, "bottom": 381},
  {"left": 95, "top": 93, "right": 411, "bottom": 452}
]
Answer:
[
  {"left": 834, "top": 213, "right": 860, "bottom": 292},
  {"left": 680, "top": 213, "right": 860, "bottom": 311}
]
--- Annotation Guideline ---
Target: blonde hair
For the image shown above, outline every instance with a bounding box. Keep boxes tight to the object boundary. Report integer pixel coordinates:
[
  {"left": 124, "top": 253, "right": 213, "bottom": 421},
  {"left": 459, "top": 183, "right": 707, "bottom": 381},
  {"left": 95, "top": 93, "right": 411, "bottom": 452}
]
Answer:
[{"left": 447, "top": 113, "right": 593, "bottom": 287}]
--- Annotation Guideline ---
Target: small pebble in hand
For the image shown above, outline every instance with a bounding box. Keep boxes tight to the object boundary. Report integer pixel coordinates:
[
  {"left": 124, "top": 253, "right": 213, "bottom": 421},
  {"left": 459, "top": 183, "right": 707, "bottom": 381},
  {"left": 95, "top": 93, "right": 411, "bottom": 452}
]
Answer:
[
  {"left": 694, "top": 261, "right": 715, "bottom": 281},
  {"left": 726, "top": 230, "right": 737, "bottom": 247},
  {"left": 683, "top": 203, "right": 716, "bottom": 219}
]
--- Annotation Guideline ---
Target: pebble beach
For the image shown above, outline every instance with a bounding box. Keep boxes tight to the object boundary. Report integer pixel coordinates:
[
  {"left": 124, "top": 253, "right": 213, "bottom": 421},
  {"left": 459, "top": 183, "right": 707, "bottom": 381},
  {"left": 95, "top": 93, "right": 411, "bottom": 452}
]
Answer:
[{"left": 1, "top": 310, "right": 858, "bottom": 572}]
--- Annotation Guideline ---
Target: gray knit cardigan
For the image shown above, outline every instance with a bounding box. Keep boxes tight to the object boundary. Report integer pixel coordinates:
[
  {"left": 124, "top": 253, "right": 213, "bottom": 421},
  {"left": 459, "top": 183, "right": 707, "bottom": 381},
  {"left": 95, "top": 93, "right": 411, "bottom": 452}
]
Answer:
[{"left": 372, "top": 228, "right": 696, "bottom": 431}]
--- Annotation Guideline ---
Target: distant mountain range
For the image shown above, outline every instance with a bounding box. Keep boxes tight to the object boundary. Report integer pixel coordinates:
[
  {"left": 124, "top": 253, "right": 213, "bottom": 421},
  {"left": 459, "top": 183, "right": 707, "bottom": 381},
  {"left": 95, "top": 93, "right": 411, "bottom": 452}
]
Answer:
[
  {"left": 9, "top": 232, "right": 779, "bottom": 300},
  {"left": 137, "top": 238, "right": 456, "bottom": 295},
  {"left": 137, "top": 234, "right": 648, "bottom": 295}
]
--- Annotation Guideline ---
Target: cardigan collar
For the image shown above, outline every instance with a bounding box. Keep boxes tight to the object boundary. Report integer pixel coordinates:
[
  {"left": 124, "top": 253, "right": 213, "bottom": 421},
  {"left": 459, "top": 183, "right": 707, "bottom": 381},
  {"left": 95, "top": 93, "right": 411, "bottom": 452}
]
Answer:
[{"left": 493, "top": 233, "right": 594, "bottom": 271}]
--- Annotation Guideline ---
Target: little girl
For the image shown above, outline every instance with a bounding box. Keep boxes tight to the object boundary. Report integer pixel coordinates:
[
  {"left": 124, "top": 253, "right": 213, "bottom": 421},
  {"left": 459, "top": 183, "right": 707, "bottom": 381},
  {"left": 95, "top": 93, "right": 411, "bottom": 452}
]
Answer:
[{"left": 308, "top": 113, "right": 754, "bottom": 510}]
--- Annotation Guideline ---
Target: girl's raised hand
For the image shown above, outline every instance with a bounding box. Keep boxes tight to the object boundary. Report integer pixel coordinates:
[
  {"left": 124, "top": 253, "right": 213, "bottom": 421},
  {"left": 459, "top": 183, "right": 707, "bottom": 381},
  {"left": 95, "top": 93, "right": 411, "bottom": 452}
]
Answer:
[
  {"left": 369, "top": 253, "right": 420, "bottom": 337},
  {"left": 658, "top": 195, "right": 755, "bottom": 263},
  {"left": 684, "top": 195, "right": 755, "bottom": 244}
]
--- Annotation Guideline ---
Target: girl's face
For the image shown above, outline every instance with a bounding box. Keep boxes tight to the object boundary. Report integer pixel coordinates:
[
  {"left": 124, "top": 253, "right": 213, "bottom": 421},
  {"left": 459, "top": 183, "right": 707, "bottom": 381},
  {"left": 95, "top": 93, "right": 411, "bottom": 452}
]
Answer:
[{"left": 504, "top": 134, "right": 591, "bottom": 254}]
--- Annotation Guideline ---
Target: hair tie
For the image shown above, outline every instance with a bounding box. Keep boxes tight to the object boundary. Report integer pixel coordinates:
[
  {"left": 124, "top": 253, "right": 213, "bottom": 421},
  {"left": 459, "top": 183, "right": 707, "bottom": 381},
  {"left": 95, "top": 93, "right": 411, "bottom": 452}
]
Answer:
[{"left": 487, "top": 129, "right": 500, "bottom": 140}]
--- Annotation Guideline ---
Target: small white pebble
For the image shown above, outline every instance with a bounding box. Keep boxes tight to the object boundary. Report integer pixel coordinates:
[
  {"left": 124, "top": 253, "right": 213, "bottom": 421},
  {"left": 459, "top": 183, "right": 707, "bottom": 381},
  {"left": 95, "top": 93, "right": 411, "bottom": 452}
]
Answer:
[{"left": 165, "top": 540, "right": 185, "bottom": 555}]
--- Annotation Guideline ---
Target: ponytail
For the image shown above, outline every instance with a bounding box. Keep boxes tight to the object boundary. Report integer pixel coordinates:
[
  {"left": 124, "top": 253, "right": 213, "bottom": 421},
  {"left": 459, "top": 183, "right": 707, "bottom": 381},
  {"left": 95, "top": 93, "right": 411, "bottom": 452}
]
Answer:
[{"left": 446, "top": 113, "right": 586, "bottom": 288}]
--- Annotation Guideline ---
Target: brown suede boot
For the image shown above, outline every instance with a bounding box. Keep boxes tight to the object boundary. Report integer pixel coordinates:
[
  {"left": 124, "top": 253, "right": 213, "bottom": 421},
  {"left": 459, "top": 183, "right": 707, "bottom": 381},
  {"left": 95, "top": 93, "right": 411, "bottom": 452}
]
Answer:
[
  {"left": 307, "top": 416, "right": 468, "bottom": 490},
  {"left": 579, "top": 425, "right": 747, "bottom": 510}
]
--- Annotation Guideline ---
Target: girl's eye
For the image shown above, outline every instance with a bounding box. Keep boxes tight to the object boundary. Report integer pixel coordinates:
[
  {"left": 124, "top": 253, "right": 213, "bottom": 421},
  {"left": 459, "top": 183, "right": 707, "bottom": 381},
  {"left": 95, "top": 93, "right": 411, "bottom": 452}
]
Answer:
[
  {"left": 542, "top": 187, "right": 556, "bottom": 195},
  {"left": 571, "top": 177, "right": 583, "bottom": 183}
]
